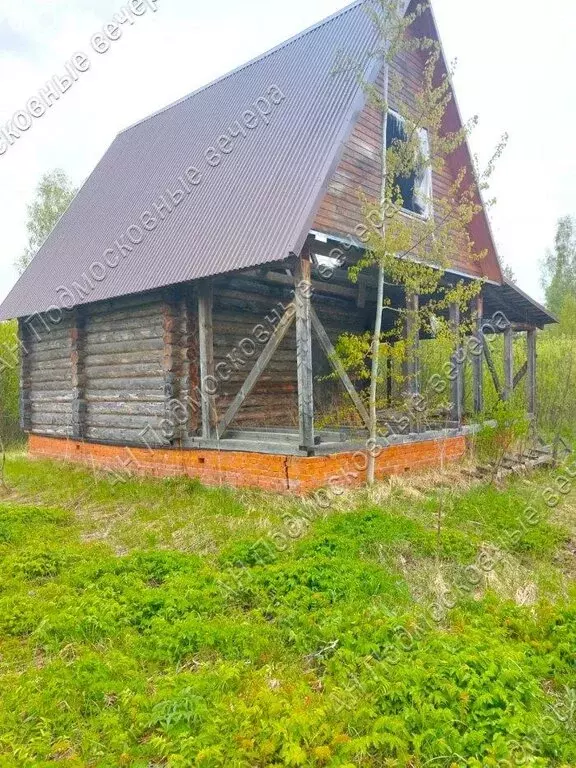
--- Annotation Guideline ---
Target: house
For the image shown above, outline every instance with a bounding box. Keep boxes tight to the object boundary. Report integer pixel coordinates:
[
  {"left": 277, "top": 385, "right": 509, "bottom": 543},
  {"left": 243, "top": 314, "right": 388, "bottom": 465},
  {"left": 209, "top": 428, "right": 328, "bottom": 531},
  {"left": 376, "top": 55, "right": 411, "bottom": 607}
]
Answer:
[{"left": 0, "top": 0, "right": 555, "bottom": 493}]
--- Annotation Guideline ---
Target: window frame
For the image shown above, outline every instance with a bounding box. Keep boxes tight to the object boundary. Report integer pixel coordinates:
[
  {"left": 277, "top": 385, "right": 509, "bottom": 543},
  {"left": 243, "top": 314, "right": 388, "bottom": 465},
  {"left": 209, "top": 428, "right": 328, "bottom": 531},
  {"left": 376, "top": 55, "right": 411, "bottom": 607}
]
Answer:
[{"left": 385, "top": 108, "right": 433, "bottom": 222}]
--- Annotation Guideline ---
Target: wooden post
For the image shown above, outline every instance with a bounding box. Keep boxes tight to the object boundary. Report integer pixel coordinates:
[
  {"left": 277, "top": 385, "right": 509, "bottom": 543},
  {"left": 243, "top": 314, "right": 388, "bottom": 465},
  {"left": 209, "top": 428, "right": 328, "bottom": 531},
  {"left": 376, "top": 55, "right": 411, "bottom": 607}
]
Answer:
[
  {"left": 386, "top": 353, "right": 393, "bottom": 406},
  {"left": 198, "top": 279, "right": 217, "bottom": 440},
  {"left": 449, "top": 302, "right": 464, "bottom": 424},
  {"left": 185, "top": 291, "right": 201, "bottom": 435},
  {"left": 295, "top": 254, "right": 315, "bottom": 452},
  {"left": 70, "top": 309, "right": 87, "bottom": 440},
  {"left": 472, "top": 295, "right": 484, "bottom": 414},
  {"left": 17, "top": 318, "right": 32, "bottom": 433},
  {"left": 162, "top": 292, "right": 184, "bottom": 445},
  {"left": 527, "top": 327, "right": 537, "bottom": 418},
  {"left": 404, "top": 293, "right": 420, "bottom": 397},
  {"left": 503, "top": 323, "right": 514, "bottom": 401}
]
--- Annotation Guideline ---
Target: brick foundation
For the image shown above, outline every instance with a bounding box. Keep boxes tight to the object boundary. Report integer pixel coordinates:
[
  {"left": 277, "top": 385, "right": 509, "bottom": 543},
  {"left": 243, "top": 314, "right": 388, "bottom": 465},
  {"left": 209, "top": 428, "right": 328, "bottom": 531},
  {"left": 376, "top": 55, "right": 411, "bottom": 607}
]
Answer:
[{"left": 28, "top": 433, "right": 467, "bottom": 494}]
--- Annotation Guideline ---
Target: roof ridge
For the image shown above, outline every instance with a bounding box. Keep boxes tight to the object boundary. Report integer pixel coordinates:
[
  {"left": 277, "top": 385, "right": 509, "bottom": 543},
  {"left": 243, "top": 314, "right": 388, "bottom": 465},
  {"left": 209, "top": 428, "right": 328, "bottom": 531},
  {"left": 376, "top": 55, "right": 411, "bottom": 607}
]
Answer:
[{"left": 118, "top": 0, "right": 366, "bottom": 136}]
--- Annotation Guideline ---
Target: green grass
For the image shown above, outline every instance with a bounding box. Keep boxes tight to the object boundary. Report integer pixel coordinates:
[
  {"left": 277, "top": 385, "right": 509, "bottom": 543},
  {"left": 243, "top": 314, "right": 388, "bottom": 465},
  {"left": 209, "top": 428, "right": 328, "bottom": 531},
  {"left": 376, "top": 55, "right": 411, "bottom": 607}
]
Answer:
[{"left": 0, "top": 454, "right": 575, "bottom": 766}]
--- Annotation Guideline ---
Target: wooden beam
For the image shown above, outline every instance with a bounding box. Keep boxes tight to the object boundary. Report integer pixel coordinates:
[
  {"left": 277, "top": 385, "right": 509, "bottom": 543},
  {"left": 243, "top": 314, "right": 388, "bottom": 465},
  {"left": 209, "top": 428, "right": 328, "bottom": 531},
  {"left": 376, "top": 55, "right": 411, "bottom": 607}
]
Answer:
[
  {"left": 310, "top": 306, "right": 370, "bottom": 431},
  {"left": 17, "top": 318, "right": 32, "bottom": 433},
  {"left": 218, "top": 303, "right": 296, "bottom": 437},
  {"left": 527, "top": 328, "right": 537, "bottom": 417},
  {"left": 198, "top": 279, "right": 217, "bottom": 440},
  {"left": 513, "top": 361, "right": 528, "bottom": 390},
  {"left": 295, "top": 255, "right": 315, "bottom": 452},
  {"left": 387, "top": 351, "right": 394, "bottom": 406},
  {"left": 70, "top": 308, "right": 87, "bottom": 440},
  {"left": 471, "top": 295, "right": 484, "bottom": 414},
  {"left": 503, "top": 323, "right": 514, "bottom": 401},
  {"left": 162, "top": 292, "right": 184, "bottom": 444},
  {"left": 404, "top": 293, "right": 420, "bottom": 396},
  {"left": 482, "top": 337, "right": 503, "bottom": 399},
  {"left": 449, "top": 302, "right": 464, "bottom": 424},
  {"left": 185, "top": 291, "right": 201, "bottom": 436}
]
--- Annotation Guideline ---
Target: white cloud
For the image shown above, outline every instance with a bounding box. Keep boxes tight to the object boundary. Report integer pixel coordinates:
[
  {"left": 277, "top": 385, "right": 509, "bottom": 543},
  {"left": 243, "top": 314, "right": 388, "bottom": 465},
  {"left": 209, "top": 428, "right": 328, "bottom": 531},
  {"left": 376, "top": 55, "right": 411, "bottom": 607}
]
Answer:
[{"left": 0, "top": 0, "right": 573, "bottom": 307}]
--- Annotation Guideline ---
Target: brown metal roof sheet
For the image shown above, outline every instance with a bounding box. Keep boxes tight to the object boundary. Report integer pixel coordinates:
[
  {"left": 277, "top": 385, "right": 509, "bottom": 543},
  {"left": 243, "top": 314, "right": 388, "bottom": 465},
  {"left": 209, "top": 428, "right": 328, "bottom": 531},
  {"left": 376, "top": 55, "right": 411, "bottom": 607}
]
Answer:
[{"left": 0, "top": 0, "right": 382, "bottom": 321}]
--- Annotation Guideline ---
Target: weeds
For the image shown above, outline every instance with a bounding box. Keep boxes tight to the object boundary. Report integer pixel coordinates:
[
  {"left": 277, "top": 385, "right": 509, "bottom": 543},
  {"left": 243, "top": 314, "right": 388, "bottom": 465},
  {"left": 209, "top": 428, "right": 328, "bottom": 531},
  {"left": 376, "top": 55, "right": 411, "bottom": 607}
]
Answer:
[{"left": 0, "top": 455, "right": 574, "bottom": 765}]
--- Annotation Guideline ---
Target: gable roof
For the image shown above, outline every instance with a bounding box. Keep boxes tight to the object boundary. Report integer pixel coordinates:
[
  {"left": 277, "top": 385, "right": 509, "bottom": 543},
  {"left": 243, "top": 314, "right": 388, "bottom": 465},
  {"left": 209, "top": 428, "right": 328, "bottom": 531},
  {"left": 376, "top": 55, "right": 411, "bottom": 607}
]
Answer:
[{"left": 0, "top": 0, "right": 384, "bottom": 321}]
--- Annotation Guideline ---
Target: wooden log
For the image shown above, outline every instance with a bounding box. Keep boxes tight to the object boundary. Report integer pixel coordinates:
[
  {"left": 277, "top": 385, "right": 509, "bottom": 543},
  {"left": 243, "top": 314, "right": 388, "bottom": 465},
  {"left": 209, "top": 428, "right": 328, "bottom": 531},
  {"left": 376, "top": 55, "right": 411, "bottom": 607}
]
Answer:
[
  {"left": 310, "top": 306, "right": 370, "bottom": 430},
  {"left": 295, "top": 255, "right": 315, "bottom": 451},
  {"left": 527, "top": 328, "right": 537, "bottom": 417},
  {"left": 482, "top": 337, "right": 502, "bottom": 399},
  {"left": 162, "top": 293, "right": 184, "bottom": 444},
  {"left": 513, "top": 361, "right": 528, "bottom": 389},
  {"left": 198, "top": 279, "right": 218, "bottom": 439},
  {"left": 471, "top": 295, "right": 484, "bottom": 414},
  {"left": 449, "top": 302, "right": 464, "bottom": 424},
  {"left": 218, "top": 303, "right": 296, "bottom": 436},
  {"left": 184, "top": 293, "right": 201, "bottom": 435},
  {"left": 503, "top": 323, "right": 514, "bottom": 401},
  {"left": 71, "top": 309, "right": 87, "bottom": 440}
]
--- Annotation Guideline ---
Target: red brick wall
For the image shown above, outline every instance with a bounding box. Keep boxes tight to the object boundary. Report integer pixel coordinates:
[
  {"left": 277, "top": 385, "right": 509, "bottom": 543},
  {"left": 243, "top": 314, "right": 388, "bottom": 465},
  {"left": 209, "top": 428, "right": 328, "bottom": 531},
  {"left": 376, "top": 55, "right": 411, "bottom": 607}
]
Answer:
[{"left": 28, "top": 434, "right": 466, "bottom": 494}]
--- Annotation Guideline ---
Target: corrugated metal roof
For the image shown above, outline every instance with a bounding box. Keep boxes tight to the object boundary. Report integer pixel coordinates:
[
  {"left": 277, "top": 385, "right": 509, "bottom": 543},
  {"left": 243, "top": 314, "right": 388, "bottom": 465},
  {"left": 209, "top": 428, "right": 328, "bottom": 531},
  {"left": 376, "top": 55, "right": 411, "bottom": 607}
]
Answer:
[{"left": 0, "top": 0, "right": 382, "bottom": 321}]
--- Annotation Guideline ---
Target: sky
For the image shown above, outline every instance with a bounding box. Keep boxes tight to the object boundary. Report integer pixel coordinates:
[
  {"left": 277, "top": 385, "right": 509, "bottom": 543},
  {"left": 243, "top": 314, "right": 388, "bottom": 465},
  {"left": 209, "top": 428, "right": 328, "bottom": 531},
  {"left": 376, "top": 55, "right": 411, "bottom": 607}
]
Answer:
[{"left": 0, "top": 0, "right": 574, "bottom": 307}]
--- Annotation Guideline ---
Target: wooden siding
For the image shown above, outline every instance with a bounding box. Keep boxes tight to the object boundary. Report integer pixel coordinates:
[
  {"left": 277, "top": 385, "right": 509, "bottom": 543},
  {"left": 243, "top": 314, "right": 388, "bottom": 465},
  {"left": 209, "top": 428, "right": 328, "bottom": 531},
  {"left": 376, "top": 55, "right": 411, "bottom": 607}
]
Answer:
[{"left": 312, "top": 11, "right": 502, "bottom": 283}]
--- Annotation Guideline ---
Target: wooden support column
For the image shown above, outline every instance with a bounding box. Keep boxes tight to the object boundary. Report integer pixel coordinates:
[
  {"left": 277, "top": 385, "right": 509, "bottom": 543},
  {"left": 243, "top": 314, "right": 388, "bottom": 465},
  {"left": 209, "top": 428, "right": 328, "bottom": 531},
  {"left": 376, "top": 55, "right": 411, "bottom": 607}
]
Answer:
[
  {"left": 198, "top": 279, "right": 217, "bottom": 440},
  {"left": 17, "top": 318, "right": 32, "bottom": 433},
  {"left": 184, "top": 290, "right": 201, "bottom": 435},
  {"left": 404, "top": 293, "right": 420, "bottom": 396},
  {"left": 471, "top": 295, "right": 484, "bottom": 414},
  {"left": 527, "top": 327, "right": 537, "bottom": 418},
  {"left": 449, "top": 302, "right": 464, "bottom": 424},
  {"left": 162, "top": 291, "right": 184, "bottom": 445},
  {"left": 70, "top": 309, "right": 87, "bottom": 440},
  {"left": 295, "top": 254, "right": 315, "bottom": 452},
  {"left": 503, "top": 322, "right": 514, "bottom": 401}
]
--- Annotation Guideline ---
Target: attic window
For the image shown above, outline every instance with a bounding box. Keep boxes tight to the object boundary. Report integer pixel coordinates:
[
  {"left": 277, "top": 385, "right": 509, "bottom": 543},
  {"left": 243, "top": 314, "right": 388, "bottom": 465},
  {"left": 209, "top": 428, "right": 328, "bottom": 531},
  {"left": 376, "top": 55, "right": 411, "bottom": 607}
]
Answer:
[{"left": 386, "top": 110, "right": 432, "bottom": 219}]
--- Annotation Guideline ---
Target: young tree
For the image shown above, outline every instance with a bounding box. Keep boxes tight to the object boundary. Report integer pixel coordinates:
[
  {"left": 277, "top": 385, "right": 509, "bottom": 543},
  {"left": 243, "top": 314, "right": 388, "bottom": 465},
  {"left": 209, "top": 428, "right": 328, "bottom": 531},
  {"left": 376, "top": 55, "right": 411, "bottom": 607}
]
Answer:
[
  {"left": 541, "top": 215, "right": 576, "bottom": 318},
  {"left": 16, "top": 169, "right": 77, "bottom": 274},
  {"left": 337, "top": 0, "right": 506, "bottom": 483}
]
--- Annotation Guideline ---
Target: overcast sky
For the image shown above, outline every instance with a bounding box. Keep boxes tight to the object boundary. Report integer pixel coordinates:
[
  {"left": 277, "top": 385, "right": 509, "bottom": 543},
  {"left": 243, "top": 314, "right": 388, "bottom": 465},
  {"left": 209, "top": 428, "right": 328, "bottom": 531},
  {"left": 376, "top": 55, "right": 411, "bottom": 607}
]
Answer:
[{"left": 0, "top": 0, "right": 574, "bottom": 306}]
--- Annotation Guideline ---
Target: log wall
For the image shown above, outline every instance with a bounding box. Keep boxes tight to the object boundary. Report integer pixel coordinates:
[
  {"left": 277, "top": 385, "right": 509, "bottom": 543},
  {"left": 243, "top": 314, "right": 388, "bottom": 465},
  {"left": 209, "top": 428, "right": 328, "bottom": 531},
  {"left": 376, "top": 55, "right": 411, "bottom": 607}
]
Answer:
[
  {"left": 22, "top": 275, "right": 372, "bottom": 442},
  {"left": 23, "top": 313, "right": 74, "bottom": 439}
]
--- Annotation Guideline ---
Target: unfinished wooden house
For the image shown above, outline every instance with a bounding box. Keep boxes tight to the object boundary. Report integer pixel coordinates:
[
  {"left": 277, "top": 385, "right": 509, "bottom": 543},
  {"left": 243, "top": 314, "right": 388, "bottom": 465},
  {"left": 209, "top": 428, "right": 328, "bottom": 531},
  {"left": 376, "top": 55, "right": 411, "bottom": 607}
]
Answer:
[{"left": 0, "top": 0, "right": 555, "bottom": 492}]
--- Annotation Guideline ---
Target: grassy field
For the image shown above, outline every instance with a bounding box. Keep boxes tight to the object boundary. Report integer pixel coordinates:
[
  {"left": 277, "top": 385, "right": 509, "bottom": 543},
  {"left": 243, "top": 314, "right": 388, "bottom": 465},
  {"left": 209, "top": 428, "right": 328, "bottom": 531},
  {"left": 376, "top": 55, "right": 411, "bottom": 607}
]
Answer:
[{"left": 0, "top": 453, "right": 575, "bottom": 767}]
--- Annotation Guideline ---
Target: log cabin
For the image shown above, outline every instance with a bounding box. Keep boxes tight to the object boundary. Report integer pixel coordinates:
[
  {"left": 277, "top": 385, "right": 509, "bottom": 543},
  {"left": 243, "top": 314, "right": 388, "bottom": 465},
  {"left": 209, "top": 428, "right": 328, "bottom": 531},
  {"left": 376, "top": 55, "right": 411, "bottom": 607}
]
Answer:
[{"left": 0, "top": 0, "right": 556, "bottom": 493}]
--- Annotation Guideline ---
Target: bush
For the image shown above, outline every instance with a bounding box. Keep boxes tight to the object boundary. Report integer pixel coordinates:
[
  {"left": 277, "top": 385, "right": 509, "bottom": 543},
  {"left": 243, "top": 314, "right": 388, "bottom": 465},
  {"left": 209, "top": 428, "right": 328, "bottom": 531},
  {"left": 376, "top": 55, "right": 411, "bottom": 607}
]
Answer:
[{"left": 0, "top": 321, "right": 22, "bottom": 447}]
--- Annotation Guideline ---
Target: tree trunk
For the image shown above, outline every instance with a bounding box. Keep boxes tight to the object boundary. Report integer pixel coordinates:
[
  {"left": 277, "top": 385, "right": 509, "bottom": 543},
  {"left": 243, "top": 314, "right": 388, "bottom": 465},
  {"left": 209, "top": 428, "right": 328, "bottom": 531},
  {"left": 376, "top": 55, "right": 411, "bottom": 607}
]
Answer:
[{"left": 367, "top": 63, "right": 389, "bottom": 485}]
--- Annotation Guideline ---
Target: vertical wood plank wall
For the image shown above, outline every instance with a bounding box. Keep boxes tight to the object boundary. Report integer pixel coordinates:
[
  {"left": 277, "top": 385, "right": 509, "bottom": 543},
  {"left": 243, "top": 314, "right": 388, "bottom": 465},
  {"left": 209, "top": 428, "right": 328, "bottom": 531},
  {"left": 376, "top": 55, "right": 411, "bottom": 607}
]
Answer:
[{"left": 311, "top": 23, "right": 501, "bottom": 283}]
